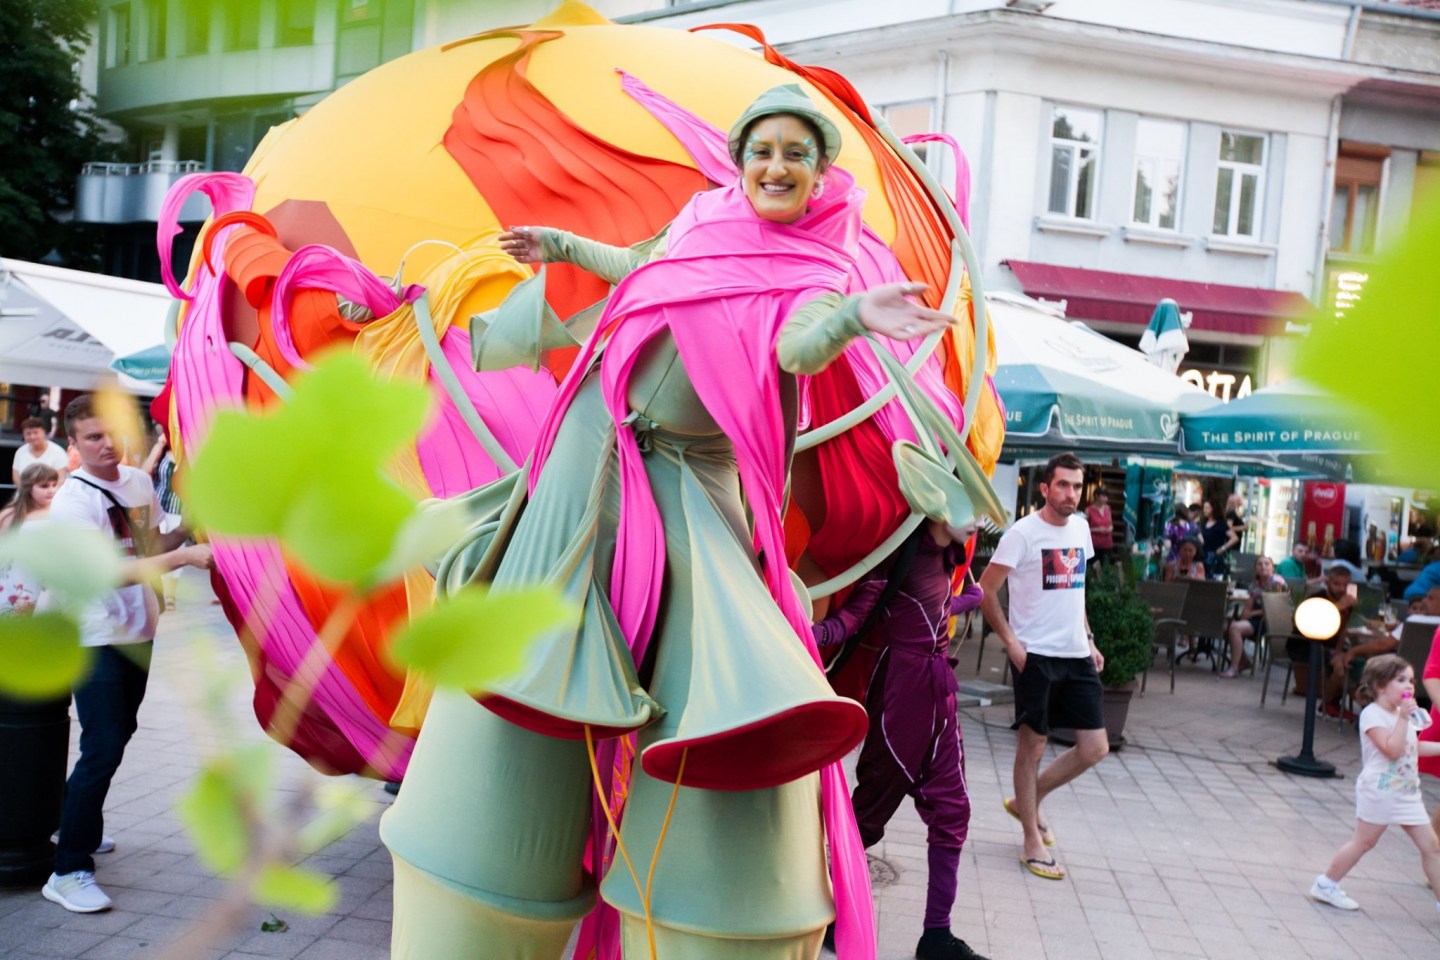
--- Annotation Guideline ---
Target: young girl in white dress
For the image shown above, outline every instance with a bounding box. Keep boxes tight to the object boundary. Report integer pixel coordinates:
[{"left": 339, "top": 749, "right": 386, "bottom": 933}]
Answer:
[{"left": 1310, "top": 654, "right": 1440, "bottom": 913}]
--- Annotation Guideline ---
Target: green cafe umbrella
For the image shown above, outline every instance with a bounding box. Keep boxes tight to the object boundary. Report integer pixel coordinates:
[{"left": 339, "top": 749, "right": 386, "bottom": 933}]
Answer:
[
  {"left": 110, "top": 343, "right": 172, "bottom": 383},
  {"left": 990, "top": 292, "right": 1212, "bottom": 447},
  {"left": 1137, "top": 298, "right": 1189, "bottom": 373},
  {"left": 1178, "top": 379, "right": 1378, "bottom": 456}
]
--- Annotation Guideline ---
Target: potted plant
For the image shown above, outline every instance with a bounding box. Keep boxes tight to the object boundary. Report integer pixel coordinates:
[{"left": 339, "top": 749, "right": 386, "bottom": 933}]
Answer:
[
  {"left": 1050, "top": 563, "right": 1155, "bottom": 749},
  {"left": 1084, "top": 563, "right": 1156, "bottom": 748}
]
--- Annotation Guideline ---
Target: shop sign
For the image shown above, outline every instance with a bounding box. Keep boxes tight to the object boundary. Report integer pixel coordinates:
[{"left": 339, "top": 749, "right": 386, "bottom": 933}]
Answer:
[{"left": 1178, "top": 367, "right": 1253, "bottom": 402}]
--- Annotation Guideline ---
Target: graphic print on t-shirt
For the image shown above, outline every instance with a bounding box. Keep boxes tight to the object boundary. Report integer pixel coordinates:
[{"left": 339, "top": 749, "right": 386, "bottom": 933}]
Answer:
[{"left": 1041, "top": 548, "right": 1086, "bottom": 590}]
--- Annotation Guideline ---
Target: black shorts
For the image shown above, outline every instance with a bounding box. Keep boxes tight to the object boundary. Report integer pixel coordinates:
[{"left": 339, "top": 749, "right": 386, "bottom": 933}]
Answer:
[{"left": 1011, "top": 652, "right": 1104, "bottom": 735}]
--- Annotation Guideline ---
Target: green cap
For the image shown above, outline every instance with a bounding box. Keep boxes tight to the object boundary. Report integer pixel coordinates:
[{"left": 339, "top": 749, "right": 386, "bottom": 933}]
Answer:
[{"left": 727, "top": 83, "right": 842, "bottom": 168}]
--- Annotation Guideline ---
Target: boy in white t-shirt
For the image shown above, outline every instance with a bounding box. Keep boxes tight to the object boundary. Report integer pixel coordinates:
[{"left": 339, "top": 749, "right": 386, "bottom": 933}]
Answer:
[
  {"left": 39, "top": 396, "right": 213, "bottom": 915},
  {"left": 979, "top": 452, "right": 1108, "bottom": 882}
]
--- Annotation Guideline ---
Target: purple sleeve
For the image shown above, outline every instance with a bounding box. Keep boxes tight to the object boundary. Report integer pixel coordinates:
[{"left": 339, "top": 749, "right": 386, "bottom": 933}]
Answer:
[
  {"left": 811, "top": 575, "right": 886, "bottom": 649},
  {"left": 949, "top": 581, "right": 984, "bottom": 616}
]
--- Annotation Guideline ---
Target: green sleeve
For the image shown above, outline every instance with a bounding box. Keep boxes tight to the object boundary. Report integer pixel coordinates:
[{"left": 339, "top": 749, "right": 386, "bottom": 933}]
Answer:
[
  {"left": 777, "top": 293, "right": 867, "bottom": 375},
  {"left": 537, "top": 227, "right": 669, "bottom": 285}
]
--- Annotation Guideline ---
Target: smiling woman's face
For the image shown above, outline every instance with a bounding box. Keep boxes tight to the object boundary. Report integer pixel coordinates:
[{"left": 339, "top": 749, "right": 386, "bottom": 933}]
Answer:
[{"left": 740, "top": 114, "right": 824, "bottom": 224}]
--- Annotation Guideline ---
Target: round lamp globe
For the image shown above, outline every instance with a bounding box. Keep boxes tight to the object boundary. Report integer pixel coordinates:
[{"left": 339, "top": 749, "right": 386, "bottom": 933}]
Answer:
[{"left": 1294, "top": 597, "right": 1341, "bottom": 641}]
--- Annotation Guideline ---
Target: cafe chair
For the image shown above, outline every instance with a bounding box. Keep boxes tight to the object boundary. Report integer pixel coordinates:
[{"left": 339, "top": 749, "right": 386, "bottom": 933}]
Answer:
[
  {"left": 1178, "top": 578, "right": 1230, "bottom": 670},
  {"left": 1259, "top": 592, "right": 1304, "bottom": 708},
  {"left": 1231, "top": 551, "right": 1258, "bottom": 585},
  {"left": 1137, "top": 581, "right": 1189, "bottom": 695},
  {"left": 1397, "top": 620, "right": 1438, "bottom": 710}
]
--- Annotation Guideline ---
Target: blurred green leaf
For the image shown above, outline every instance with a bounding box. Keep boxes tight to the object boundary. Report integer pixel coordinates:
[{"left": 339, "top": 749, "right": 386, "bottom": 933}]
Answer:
[
  {"left": 369, "top": 498, "right": 472, "bottom": 587},
  {"left": 296, "top": 780, "right": 374, "bottom": 855},
  {"left": 252, "top": 864, "right": 338, "bottom": 915},
  {"left": 0, "top": 613, "right": 87, "bottom": 698},
  {"left": 0, "top": 526, "right": 122, "bottom": 609},
  {"left": 178, "top": 747, "right": 273, "bottom": 874},
  {"left": 386, "top": 585, "right": 577, "bottom": 691},
  {"left": 183, "top": 352, "right": 431, "bottom": 584},
  {"left": 1297, "top": 201, "right": 1440, "bottom": 483},
  {"left": 259, "top": 914, "right": 289, "bottom": 934}
]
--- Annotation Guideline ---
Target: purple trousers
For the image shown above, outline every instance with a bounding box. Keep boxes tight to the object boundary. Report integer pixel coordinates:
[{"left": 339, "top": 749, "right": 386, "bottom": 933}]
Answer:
[{"left": 851, "top": 668, "right": 970, "bottom": 930}]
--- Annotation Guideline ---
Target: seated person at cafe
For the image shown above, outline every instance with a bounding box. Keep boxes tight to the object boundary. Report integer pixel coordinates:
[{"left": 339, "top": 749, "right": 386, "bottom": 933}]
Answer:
[
  {"left": 1277, "top": 540, "right": 1320, "bottom": 583},
  {"left": 1287, "top": 565, "right": 1358, "bottom": 698},
  {"left": 1165, "top": 538, "right": 1206, "bottom": 583},
  {"left": 1403, "top": 547, "right": 1440, "bottom": 603},
  {"left": 1323, "top": 586, "right": 1440, "bottom": 715},
  {"left": 1397, "top": 536, "right": 1432, "bottom": 565},
  {"left": 1222, "top": 554, "right": 1288, "bottom": 679}
]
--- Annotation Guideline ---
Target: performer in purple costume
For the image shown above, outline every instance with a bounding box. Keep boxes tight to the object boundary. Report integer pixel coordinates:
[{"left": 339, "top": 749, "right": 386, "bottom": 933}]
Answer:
[{"left": 813, "top": 520, "right": 987, "bottom": 960}]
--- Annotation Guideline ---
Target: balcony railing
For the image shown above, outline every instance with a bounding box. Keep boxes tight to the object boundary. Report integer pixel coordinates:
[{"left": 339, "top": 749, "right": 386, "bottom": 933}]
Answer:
[
  {"left": 80, "top": 160, "right": 207, "bottom": 177},
  {"left": 76, "top": 161, "right": 211, "bottom": 224}
]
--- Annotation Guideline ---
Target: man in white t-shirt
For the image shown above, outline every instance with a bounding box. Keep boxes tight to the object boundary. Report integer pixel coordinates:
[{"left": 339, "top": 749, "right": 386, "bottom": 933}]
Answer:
[
  {"left": 11, "top": 416, "right": 69, "bottom": 486},
  {"left": 40, "top": 395, "right": 213, "bottom": 915},
  {"left": 979, "top": 452, "right": 1107, "bottom": 881}
]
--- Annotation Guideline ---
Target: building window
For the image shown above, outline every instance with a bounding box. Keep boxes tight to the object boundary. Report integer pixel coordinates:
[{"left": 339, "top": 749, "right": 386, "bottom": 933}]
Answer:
[
  {"left": 878, "top": 101, "right": 933, "bottom": 163},
  {"left": 142, "top": 1, "right": 166, "bottom": 60},
  {"left": 278, "top": 0, "right": 317, "bottom": 46},
  {"left": 1330, "top": 144, "right": 1385, "bottom": 256},
  {"left": 1048, "top": 106, "right": 1102, "bottom": 219},
  {"left": 223, "top": 0, "right": 260, "bottom": 51},
  {"left": 1212, "top": 131, "right": 1266, "bottom": 239},
  {"left": 1132, "top": 118, "right": 1184, "bottom": 230},
  {"left": 107, "top": 3, "right": 133, "bottom": 67},
  {"left": 183, "top": 0, "right": 210, "bottom": 55},
  {"left": 345, "top": 0, "right": 379, "bottom": 22}
]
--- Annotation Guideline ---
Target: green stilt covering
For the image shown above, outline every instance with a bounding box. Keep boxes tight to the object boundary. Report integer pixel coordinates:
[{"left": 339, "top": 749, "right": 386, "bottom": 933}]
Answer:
[
  {"left": 600, "top": 566, "right": 833, "bottom": 956},
  {"left": 380, "top": 690, "right": 595, "bottom": 956}
]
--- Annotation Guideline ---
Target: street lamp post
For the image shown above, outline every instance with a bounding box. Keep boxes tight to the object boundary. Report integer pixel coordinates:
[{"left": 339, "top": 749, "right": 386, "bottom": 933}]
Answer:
[{"left": 1276, "top": 597, "right": 1342, "bottom": 778}]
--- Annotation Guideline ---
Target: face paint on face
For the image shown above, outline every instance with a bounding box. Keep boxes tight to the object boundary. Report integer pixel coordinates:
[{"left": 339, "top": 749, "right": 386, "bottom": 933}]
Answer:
[{"left": 741, "top": 115, "right": 825, "bottom": 224}]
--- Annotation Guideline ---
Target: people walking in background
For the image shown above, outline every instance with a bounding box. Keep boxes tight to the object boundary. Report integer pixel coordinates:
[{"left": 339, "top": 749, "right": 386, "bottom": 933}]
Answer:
[
  {"left": 1309, "top": 655, "right": 1440, "bottom": 915},
  {"left": 1085, "top": 487, "right": 1115, "bottom": 568},
  {"left": 980, "top": 452, "right": 1108, "bottom": 882},
  {"left": 812, "top": 520, "right": 989, "bottom": 960},
  {"left": 1200, "top": 499, "right": 1236, "bottom": 578},
  {"left": 40, "top": 395, "right": 214, "bottom": 914},
  {"left": 1163, "top": 503, "right": 1197, "bottom": 565},
  {"left": 1225, "top": 492, "right": 1247, "bottom": 553},
  {"left": 10, "top": 416, "right": 69, "bottom": 487}
]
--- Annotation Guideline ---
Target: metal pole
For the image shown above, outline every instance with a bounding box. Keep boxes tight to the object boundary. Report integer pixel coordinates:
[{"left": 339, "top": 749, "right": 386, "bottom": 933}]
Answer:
[{"left": 1275, "top": 639, "right": 1339, "bottom": 778}]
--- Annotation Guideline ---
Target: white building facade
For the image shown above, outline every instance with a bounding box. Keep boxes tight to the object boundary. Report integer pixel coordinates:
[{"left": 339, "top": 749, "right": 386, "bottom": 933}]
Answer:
[{"left": 78, "top": 0, "right": 1440, "bottom": 397}]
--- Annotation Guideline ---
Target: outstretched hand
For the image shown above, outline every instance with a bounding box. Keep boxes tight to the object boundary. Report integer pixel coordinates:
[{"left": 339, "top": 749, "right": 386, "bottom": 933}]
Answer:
[
  {"left": 498, "top": 226, "right": 545, "bottom": 264},
  {"left": 858, "top": 282, "right": 956, "bottom": 342}
]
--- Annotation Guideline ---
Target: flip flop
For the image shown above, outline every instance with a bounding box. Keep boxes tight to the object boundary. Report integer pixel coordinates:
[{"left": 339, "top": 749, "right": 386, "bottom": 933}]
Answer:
[
  {"left": 1020, "top": 856, "right": 1065, "bottom": 880},
  {"left": 1004, "top": 797, "right": 1055, "bottom": 846}
]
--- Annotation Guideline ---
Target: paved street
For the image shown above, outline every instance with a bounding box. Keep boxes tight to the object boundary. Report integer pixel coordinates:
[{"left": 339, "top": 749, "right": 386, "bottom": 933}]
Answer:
[{"left": 3, "top": 570, "right": 1439, "bottom": 959}]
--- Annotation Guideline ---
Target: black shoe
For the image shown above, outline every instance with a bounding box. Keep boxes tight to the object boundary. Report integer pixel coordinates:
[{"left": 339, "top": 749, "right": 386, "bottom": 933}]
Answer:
[
  {"left": 916, "top": 928, "right": 988, "bottom": 960},
  {"left": 383, "top": 781, "right": 401, "bottom": 796},
  {"left": 822, "top": 922, "right": 836, "bottom": 952}
]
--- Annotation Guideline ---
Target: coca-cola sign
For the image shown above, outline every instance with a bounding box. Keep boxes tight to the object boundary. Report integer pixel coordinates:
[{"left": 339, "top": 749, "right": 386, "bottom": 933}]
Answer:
[{"left": 1311, "top": 483, "right": 1340, "bottom": 509}]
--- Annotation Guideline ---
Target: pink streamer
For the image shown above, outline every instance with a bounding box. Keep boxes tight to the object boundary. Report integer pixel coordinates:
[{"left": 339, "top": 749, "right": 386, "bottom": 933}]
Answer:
[
  {"left": 157, "top": 172, "right": 256, "bottom": 301},
  {"left": 269, "top": 245, "right": 422, "bottom": 371},
  {"left": 902, "top": 133, "right": 971, "bottom": 231}
]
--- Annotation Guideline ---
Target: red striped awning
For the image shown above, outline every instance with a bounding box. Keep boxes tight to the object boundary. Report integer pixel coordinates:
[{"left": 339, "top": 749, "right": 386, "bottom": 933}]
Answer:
[{"left": 1002, "top": 260, "right": 1313, "bottom": 336}]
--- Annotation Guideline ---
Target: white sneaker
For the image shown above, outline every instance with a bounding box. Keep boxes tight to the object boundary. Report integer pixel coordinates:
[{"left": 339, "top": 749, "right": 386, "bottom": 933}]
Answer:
[
  {"left": 42, "top": 871, "right": 113, "bottom": 913},
  {"left": 1309, "top": 876, "right": 1359, "bottom": 911},
  {"left": 49, "top": 832, "right": 115, "bottom": 854}
]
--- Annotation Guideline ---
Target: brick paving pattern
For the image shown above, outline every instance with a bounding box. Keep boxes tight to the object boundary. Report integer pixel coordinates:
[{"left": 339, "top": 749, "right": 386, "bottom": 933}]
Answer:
[{"left": 3, "top": 569, "right": 1438, "bottom": 958}]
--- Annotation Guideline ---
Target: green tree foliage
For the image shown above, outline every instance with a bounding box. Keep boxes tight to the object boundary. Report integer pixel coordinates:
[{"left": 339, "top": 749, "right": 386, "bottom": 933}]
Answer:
[{"left": 0, "top": 0, "right": 109, "bottom": 264}]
